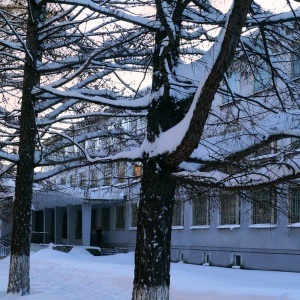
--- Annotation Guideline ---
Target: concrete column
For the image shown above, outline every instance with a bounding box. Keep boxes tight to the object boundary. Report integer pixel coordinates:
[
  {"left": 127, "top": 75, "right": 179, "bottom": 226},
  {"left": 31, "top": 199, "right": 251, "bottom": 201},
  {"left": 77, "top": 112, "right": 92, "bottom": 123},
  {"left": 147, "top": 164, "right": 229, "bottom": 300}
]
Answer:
[
  {"left": 55, "top": 207, "right": 63, "bottom": 244},
  {"left": 67, "top": 205, "right": 76, "bottom": 245},
  {"left": 82, "top": 203, "right": 92, "bottom": 246}
]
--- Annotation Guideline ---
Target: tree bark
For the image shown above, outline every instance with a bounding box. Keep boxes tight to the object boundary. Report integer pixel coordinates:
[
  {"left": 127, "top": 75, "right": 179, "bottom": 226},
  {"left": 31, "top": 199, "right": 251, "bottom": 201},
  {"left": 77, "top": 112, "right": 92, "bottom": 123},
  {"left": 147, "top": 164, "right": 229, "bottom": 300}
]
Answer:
[
  {"left": 132, "top": 158, "right": 176, "bottom": 300},
  {"left": 7, "top": 0, "right": 43, "bottom": 295}
]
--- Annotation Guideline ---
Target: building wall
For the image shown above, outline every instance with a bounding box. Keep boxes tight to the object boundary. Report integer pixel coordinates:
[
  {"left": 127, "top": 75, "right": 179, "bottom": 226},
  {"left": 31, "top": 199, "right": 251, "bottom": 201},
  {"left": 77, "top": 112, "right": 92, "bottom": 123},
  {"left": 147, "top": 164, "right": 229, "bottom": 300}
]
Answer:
[{"left": 169, "top": 200, "right": 300, "bottom": 271}]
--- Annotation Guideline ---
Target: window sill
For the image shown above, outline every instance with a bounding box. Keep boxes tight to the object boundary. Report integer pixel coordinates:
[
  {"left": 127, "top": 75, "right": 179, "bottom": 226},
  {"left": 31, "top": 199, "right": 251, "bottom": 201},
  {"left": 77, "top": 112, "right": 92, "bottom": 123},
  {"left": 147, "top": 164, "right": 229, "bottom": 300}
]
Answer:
[
  {"left": 190, "top": 226, "right": 210, "bottom": 229},
  {"left": 129, "top": 227, "right": 137, "bottom": 231},
  {"left": 249, "top": 224, "right": 276, "bottom": 229},
  {"left": 172, "top": 226, "right": 184, "bottom": 230},
  {"left": 217, "top": 225, "right": 240, "bottom": 230}
]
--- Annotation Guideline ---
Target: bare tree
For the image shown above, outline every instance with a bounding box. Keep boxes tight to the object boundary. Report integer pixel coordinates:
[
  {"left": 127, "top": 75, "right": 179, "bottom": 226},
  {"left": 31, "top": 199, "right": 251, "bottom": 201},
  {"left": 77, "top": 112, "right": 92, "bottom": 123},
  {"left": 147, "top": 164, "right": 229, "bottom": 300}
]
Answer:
[{"left": 1, "top": 0, "right": 300, "bottom": 299}]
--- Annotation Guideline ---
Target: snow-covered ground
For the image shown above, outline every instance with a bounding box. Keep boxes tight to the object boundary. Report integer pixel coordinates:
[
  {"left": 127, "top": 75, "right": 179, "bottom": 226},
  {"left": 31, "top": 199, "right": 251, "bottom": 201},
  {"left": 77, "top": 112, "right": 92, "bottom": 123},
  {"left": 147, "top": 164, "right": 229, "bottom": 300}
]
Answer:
[{"left": 0, "top": 246, "right": 298, "bottom": 299}]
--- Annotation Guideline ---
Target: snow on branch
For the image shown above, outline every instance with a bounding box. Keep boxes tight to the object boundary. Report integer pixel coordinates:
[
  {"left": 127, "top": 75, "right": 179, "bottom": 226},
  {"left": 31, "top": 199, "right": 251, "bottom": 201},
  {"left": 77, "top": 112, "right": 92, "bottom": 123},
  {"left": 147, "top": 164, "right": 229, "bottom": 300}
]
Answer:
[{"left": 44, "top": 0, "right": 160, "bottom": 31}]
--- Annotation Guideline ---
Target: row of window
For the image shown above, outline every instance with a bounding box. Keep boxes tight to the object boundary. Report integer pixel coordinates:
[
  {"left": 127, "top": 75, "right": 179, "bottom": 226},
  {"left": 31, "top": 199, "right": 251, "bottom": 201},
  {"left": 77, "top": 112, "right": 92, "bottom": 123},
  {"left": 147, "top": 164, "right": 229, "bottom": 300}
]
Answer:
[
  {"left": 223, "top": 52, "right": 300, "bottom": 104},
  {"left": 101, "top": 186, "right": 300, "bottom": 231},
  {"left": 59, "top": 163, "right": 142, "bottom": 188},
  {"left": 173, "top": 187, "right": 300, "bottom": 228}
]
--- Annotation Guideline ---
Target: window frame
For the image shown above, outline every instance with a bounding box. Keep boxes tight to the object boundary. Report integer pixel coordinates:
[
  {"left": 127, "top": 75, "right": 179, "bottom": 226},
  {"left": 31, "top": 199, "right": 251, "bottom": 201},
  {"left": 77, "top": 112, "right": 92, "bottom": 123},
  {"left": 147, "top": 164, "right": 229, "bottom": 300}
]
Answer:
[
  {"left": 251, "top": 188, "right": 277, "bottom": 226},
  {"left": 69, "top": 174, "right": 77, "bottom": 187},
  {"left": 253, "top": 62, "right": 273, "bottom": 93},
  {"left": 218, "top": 191, "right": 240, "bottom": 226},
  {"left": 172, "top": 200, "right": 184, "bottom": 228},
  {"left": 90, "top": 169, "right": 99, "bottom": 188},
  {"left": 191, "top": 194, "right": 210, "bottom": 228},
  {"left": 114, "top": 204, "right": 126, "bottom": 230},
  {"left": 79, "top": 171, "right": 87, "bottom": 187},
  {"left": 291, "top": 44, "right": 300, "bottom": 79},
  {"left": 129, "top": 202, "right": 138, "bottom": 229},
  {"left": 290, "top": 137, "right": 300, "bottom": 151},
  {"left": 60, "top": 177, "right": 66, "bottom": 185},
  {"left": 222, "top": 70, "right": 242, "bottom": 104},
  {"left": 289, "top": 184, "right": 300, "bottom": 224},
  {"left": 117, "top": 162, "right": 126, "bottom": 183}
]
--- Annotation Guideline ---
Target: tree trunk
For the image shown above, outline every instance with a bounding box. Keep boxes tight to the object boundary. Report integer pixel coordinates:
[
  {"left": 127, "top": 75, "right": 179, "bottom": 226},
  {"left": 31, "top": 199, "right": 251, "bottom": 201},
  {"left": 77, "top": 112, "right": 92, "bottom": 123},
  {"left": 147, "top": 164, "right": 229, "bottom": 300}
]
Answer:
[
  {"left": 132, "top": 158, "right": 176, "bottom": 300},
  {"left": 7, "top": 0, "right": 43, "bottom": 295}
]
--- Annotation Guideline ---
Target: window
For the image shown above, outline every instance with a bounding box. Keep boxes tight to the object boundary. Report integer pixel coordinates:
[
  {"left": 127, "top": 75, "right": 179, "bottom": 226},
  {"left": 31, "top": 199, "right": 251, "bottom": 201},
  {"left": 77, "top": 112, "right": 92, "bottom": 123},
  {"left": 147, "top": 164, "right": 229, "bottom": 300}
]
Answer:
[
  {"left": 90, "top": 169, "right": 99, "bottom": 187},
  {"left": 253, "top": 62, "right": 272, "bottom": 92},
  {"left": 69, "top": 174, "right": 76, "bottom": 187},
  {"left": 290, "top": 137, "right": 300, "bottom": 150},
  {"left": 79, "top": 172, "right": 87, "bottom": 187},
  {"left": 79, "top": 141, "right": 86, "bottom": 150},
  {"left": 136, "top": 118, "right": 145, "bottom": 135},
  {"left": 103, "top": 164, "right": 112, "bottom": 186},
  {"left": 251, "top": 189, "right": 276, "bottom": 224},
  {"left": 60, "top": 177, "right": 66, "bottom": 185},
  {"left": 114, "top": 205, "right": 125, "bottom": 230},
  {"left": 254, "top": 142, "right": 276, "bottom": 157},
  {"left": 291, "top": 45, "right": 300, "bottom": 78},
  {"left": 289, "top": 185, "right": 300, "bottom": 224},
  {"left": 101, "top": 207, "right": 110, "bottom": 230},
  {"left": 133, "top": 163, "right": 143, "bottom": 179},
  {"left": 233, "top": 255, "right": 241, "bottom": 268},
  {"left": 88, "top": 138, "right": 99, "bottom": 151},
  {"left": 203, "top": 253, "right": 210, "bottom": 265},
  {"left": 219, "top": 191, "right": 240, "bottom": 225},
  {"left": 222, "top": 71, "right": 241, "bottom": 104},
  {"left": 191, "top": 194, "right": 210, "bottom": 226},
  {"left": 117, "top": 162, "right": 126, "bottom": 183},
  {"left": 130, "top": 203, "right": 138, "bottom": 228},
  {"left": 172, "top": 201, "right": 184, "bottom": 227}
]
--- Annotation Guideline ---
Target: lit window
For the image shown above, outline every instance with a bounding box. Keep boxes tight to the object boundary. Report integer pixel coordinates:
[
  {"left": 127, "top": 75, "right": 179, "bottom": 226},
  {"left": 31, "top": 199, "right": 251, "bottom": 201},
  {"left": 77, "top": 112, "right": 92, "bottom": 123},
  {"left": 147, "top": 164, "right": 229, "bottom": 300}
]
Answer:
[
  {"left": 172, "top": 201, "right": 184, "bottom": 227},
  {"left": 251, "top": 189, "right": 276, "bottom": 224},
  {"left": 133, "top": 163, "right": 143, "bottom": 179},
  {"left": 130, "top": 203, "right": 138, "bottom": 228},
  {"left": 219, "top": 191, "right": 240, "bottom": 225},
  {"left": 191, "top": 194, "right": 210, "bottom": 226},
  {"left": 114, "top": 205, "right": 125, "bottom": 230},
  {"left": 289, "top": 184, "right": 300, "bottom": 224}
]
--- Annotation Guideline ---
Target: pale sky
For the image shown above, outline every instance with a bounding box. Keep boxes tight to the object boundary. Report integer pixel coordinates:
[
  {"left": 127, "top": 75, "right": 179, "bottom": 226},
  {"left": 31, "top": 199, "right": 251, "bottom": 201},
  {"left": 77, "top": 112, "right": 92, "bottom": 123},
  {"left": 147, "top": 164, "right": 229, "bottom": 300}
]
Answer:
[{"left": 212, "top": 0, "right": 300, "bottom": 13}]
